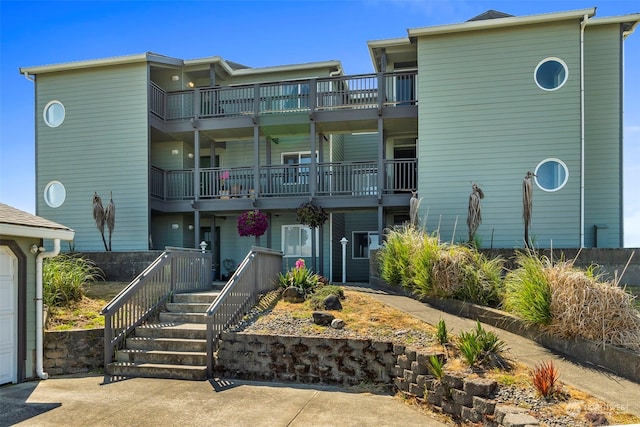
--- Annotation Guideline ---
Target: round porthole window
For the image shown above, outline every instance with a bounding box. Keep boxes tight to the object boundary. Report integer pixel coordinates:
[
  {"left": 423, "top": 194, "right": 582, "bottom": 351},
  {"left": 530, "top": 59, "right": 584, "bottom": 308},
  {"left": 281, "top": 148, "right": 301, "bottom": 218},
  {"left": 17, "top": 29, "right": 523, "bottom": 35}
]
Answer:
[
  {"left": 534, "top": 58, "right": 568, "bottom": 91},
  {"left": 44, "top": 181, "right": 66, "bottom": 208},
  {"left": 43, "top": 100, "right": 65, "bottom": 127},
  {"left": 534, "top": 159, "right": 568, "bottom": 192}
]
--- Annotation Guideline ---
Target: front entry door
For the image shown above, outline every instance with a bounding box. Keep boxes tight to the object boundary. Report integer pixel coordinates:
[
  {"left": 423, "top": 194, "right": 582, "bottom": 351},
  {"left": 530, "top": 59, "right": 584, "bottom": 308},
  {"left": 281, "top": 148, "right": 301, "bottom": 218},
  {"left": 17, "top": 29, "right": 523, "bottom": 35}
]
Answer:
[{"left": 0, "top": 246, "right": 17, "bottom": 385}]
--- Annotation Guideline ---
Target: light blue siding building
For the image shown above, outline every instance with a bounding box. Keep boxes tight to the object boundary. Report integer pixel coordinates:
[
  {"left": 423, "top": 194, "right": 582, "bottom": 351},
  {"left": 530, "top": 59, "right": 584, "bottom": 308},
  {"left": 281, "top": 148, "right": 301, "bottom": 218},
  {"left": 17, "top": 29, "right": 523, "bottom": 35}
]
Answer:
[{"left": 20, "top": 8, "right": 640, "bottom": 281}]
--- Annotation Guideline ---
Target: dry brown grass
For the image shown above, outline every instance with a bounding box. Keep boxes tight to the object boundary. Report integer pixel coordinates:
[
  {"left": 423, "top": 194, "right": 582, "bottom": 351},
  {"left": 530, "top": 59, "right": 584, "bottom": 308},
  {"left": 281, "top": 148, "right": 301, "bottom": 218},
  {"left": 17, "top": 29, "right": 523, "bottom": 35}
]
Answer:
[{"left": 546, "top": 262, "right": 640, "bottom": 351}]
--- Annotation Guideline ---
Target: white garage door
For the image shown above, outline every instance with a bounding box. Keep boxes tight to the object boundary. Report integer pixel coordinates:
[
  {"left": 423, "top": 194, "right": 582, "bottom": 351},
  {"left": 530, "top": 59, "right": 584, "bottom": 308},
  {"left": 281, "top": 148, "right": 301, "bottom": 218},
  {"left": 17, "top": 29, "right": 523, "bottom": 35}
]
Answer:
[{"left": 0, "top": 246, "right": 17, "bottom": 385}]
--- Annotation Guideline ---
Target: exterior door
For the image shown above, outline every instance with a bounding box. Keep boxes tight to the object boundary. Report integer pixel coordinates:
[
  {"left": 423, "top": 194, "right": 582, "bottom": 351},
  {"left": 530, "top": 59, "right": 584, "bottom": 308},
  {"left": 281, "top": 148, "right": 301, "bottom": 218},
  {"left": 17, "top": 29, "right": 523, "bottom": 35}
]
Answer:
[{"left": 0, "top": 246, "right": 17, "bottom": 385}]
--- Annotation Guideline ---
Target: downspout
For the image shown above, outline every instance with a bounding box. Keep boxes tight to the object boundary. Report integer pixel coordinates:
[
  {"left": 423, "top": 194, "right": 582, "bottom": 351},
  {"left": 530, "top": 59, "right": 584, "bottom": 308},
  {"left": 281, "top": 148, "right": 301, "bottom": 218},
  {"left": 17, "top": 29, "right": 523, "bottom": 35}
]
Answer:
[
  {"left": 580, "top": 14, "right": 589, "bottom": 248},
  {"left": 22, "top": 70, "right": 35, "bottom": 82},
  {"left": 35, "top": 239, "right": 61, "bottom": 379}
]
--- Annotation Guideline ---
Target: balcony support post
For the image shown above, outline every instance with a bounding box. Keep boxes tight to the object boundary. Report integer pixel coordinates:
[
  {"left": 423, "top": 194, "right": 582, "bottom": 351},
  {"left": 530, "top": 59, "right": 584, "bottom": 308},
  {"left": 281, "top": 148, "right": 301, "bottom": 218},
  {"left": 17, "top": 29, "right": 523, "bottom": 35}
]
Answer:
[
  {"left": 194, "top": 130, "right": 201, "bottom": 248},
  {"left": 310, "top": 121, "right": 317, "bottom": 198},
  {"left": 377, "top": 118, "right": 384, "bottom": 202},
  {"left": 253, "top": 125, "right": 260, "bottom": 197}
]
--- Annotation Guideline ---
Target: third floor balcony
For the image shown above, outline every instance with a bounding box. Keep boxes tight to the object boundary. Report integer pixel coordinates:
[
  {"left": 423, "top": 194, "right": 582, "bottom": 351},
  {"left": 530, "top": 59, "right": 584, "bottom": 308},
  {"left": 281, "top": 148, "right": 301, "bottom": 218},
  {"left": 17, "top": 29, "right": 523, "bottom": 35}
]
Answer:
[{"left": 149, "top": 72, "right": 417, "bottom": 123}]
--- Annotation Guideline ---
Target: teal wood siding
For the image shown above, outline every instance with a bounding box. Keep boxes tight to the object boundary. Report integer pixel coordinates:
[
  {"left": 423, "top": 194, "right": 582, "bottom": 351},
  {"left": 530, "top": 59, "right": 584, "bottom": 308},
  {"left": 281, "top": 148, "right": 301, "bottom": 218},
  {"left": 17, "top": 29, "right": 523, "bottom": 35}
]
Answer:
[
  {"left": 331, "top": 212, "right": 346, "bottom": 282},
  {"left": 345, "top": 211, "right": 377, "bottom": 281},
  {"left": 151, "top": 141, "right": 195, "bottom": 170},
  {"left": 416, "top": 22, "right": 582, "bottom": 248},
  {"left": 36, "top": 63, "right": 149, "bottom": 251},
  {"left": 343, "top": 133, "right": 377, "bottom": 161},
  {"left": 584, "top": 25, "right": 622, "bottom": 248},
  {"left": 150, "top": 214, "right": 195, "bottom": 249},
  {"left": 331, "top": 134, "right": 345, "bottom": 162}
]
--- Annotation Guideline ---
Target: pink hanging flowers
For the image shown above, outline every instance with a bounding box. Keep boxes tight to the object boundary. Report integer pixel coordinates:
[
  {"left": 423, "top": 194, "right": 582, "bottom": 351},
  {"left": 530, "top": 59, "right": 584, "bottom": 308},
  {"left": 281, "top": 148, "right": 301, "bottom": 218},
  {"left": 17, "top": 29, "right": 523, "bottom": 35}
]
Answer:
[{"left": 237, "top": 210, "right": 269, "bottom": 237}]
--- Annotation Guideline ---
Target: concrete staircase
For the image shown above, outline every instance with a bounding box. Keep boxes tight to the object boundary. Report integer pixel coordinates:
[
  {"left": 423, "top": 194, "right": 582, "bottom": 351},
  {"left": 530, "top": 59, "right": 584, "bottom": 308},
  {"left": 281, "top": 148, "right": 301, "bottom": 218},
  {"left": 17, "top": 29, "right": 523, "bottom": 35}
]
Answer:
[{"left": 106, "top": 285, "right": 223, "bottom": 381}]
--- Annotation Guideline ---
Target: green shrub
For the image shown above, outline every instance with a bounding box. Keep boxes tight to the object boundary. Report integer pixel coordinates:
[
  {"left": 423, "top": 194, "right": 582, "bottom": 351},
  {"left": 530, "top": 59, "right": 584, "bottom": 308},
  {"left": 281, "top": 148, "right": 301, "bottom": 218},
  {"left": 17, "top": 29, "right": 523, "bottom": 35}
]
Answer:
[
  {"left": 427, "top": 354, "right": 445, "bottom": 381},
  {"left": 307, "top": 285, "right": 345, "bottom": 310},
  {"left": 503, "top": 252, "right": 552, "bottom": 325},
  {"left": 457, "top": 321, "right": 509, "bottom": 369},
  {"left": 411, "top": 234, "right": 440, "bottom": 297},
  {"left": 436, "top": 318, "right": 448, "bottom": 345},
  {"left": 43, "top": 254, "right": 103, "bottom": 307},
  {"left": 453, "top": 251, "right": 503, "bottom": 307}
]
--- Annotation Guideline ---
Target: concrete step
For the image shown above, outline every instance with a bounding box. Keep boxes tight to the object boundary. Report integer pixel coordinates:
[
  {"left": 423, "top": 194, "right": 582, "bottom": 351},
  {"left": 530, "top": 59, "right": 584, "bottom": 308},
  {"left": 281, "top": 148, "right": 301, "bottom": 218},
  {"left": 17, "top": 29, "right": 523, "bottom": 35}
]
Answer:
[
  {"left": 166, "top": 302, "right": 211, "bottom": 313},
  {"left": 172, "top": 291, "right": 220, "bottom": 304},
  {"left": 106, "top": 362, "right": 207, "bottom": 381},
  {"left": 126, "top": 337, "right": 207, "bottom": 352},
  {"left": 115, "top": 349, "right": 207, "bottom": 366},
  {"left": 159, "top": 312, "right": 208, "bottom": 324},
  {"left": 135, "top": 322, "right": 207, "bottom": 340}
]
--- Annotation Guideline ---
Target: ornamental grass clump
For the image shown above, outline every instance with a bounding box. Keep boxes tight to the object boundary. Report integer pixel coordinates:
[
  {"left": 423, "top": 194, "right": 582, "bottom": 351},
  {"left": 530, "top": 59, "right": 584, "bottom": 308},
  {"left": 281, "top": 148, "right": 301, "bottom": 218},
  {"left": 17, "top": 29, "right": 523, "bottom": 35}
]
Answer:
[
  {"left": 531, "top": 360, "right": 562, "bottom": 400},
  {"left": 457, "top": 321, "right": 510, "bottom": 370},
  {"left": 503, "top": 251, "right": 552, "bottom": 325},
  {"left": 545, "top": 259, "right": 640, "bottom": 351},
  {"left": 378, "top": 225, "right": 422, "bottom": 288},
  {"left": 43, "top": 254, "right": 103, "bottom": 307}
]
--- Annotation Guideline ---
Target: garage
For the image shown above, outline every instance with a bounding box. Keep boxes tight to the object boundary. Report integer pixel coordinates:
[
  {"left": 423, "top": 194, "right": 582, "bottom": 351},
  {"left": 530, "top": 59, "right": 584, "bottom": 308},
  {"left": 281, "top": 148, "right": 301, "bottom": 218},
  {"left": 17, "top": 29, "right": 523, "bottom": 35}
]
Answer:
[
  {"left": 0, "top": 246, "right": 18, "bottom": 385},
  {"left": 0, "top": 203, "right": 74, "bottom": 384}
]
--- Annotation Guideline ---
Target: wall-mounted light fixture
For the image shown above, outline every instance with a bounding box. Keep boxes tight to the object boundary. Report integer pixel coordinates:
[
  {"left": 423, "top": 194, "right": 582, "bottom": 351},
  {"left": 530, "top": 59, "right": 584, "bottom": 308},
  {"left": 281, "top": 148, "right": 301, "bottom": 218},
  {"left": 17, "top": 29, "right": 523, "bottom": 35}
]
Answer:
[
  {"left": 30, "top": 244, "right": 39, "bottom": 254},
  {"left": 187, "top": 81, "right": 195, "bottom": 88},
  {"left": 171, "top": 224, "right": 179, "bottom": 230},
  {"left": 171, "top": 149, "right": 179, "bottom": 155},
  {"left": 188, "top": 153, "right": 194, "bottom": 159},
  {"left": 171, "top": 75, "right": 180, "bottom": 82},
  {"left": 188, "top": 225, "right": 194, "bottom": 230}
]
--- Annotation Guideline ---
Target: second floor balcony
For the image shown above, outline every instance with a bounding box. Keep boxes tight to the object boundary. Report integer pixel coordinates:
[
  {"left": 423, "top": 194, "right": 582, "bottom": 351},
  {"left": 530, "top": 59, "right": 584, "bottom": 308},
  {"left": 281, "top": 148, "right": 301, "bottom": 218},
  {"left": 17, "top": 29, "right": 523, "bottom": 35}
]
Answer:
[
  {"left": 150, "top": 72, "right": 417, "bottom": 122},
  {"left": 150, "top": 159, "right": 417, "bottom": 206}
]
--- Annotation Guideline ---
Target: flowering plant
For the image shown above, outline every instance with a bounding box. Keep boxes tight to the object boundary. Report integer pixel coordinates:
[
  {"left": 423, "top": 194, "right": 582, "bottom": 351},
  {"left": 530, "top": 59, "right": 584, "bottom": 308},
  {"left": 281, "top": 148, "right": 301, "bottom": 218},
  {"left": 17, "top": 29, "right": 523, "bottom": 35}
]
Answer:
[
  {"left": 278, "top": 258, "right": 319, "bottom": 294},
  {"left": 295, "top": 202, "right": 328, "bottom": 228},
  {"left": 237, "top": 210, "right": 268, "bottom": 237},
  {"left": 220, "top": 170, "right": 230, "bottom": 188}
]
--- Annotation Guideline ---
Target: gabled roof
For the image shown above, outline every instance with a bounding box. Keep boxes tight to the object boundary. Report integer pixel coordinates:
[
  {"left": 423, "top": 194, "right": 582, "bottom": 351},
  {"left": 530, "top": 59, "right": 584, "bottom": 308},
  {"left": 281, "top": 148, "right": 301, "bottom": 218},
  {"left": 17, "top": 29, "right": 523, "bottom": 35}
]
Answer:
[
  {"left": 467, "top": 10, "right": 514, "bottom": 22},
  {"left": 0, "top": 203, "right": 74, "bottom": 241}
]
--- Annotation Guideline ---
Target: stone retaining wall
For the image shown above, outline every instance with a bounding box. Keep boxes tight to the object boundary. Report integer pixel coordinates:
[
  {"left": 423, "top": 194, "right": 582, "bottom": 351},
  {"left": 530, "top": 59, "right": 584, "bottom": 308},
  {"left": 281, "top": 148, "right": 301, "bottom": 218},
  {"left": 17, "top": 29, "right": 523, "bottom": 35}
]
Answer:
[
  {"left": 216, "top": 332, "right": 535, "bottom": 426},
  {"left": 44, "top": 328, "right": 104, "bottom": 375}
]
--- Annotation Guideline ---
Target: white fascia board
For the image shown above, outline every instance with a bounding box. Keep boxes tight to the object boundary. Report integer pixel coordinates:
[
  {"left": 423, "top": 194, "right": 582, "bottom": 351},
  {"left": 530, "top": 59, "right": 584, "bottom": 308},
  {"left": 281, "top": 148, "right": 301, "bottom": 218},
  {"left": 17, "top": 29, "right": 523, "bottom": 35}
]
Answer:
[
  {"left": 408, "top": 8, "right": 596, "bottom": 37},
  {"left": 19, "top": 53, "right": 163, "bottom": 75},
  {"left": 587, "top": 14, "right": 640, "bottom": 38},
  {"left": 0, "top": 223, "right": 75, "bottom": 241},
  {"left": 232, "top": 61, "right": 343, "bottom": 76},
  {"left": 367, "top": 37, "right": 412, "bottom": 72}
]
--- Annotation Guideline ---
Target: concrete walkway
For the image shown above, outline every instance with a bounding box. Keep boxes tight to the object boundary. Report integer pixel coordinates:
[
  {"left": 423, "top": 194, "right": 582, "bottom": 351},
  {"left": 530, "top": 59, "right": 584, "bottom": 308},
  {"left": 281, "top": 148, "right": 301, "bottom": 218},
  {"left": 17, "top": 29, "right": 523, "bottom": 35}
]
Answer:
[
  {"left": 0, "top": 375, "right": 447, "bottom": 427},
  {"left": 345, "top": 283, "right": 640, "bottom": 417}
]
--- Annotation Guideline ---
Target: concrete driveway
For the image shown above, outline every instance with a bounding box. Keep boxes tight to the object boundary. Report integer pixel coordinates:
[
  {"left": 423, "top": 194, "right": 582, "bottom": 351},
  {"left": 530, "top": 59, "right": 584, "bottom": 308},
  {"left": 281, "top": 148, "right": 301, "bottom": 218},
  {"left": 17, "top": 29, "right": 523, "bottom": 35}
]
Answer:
[{"left": 0, "top": 374, "right": 447, "bottom": 427}]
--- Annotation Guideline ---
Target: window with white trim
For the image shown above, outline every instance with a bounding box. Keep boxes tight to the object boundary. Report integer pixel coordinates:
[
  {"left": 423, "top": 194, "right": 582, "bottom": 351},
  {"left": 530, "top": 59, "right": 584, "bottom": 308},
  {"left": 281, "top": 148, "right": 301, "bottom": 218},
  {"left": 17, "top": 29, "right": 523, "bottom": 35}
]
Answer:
[
  {"left": 534, "top": 158, "right": 568, "bottom": 192},
  {"left": 534, "top": 58, "right": 568, "bottom": 91},
  {"left": 43, "top": 100, "right": 65, "bottom": 127},
  {"left": 281, "top": 224, "right": 318, "bottom": 257},
  {"left": 44, "top": 181, "right": 66, "bottom": 207}
]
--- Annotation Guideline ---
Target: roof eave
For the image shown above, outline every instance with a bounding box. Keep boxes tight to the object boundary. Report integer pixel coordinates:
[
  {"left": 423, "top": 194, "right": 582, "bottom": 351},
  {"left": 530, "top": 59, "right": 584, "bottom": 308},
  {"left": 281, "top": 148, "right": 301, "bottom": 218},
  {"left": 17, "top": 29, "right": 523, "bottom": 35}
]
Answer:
[
  {"left": 586, "top": 13, "right": 640, "bottom": 38},
  {"left": 0, "top": 223, "right": 75, "bottom": 241},
  {"left": 232, "top": 60, "right": 343, "bottom": 76},
  {"left": 19, "top": 52, "right": 171, "bottom": 76},
  {"left": 367, "top": 37, "right": 413, "bottom": 72},
  {"left": 408, "top": 7, "right": 597, "bottom": 37}
]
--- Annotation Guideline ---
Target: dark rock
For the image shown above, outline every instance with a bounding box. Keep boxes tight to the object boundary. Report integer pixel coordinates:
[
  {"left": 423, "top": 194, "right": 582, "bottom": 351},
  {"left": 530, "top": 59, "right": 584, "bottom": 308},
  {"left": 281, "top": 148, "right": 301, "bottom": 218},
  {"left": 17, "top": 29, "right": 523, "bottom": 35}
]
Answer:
[
  {"left": 323, "top": 295, "right": 343, "bottom": 310},
  {"left": 312, "top": 311, "right": 335, "bottom": 326},
  {"left": 283, "top": 286, "right": 305, "bottom": 303}
]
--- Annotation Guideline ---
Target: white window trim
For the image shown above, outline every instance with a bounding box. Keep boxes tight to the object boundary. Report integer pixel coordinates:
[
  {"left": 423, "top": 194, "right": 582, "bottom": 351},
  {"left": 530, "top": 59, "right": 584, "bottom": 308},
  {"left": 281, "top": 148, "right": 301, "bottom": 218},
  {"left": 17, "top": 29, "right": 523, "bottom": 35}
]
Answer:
[
  {"left": 534, "top": 158, "right": 569, "bottom": 192},
  {"left": 43, "top": 180, "right": 66, "bottom": 208},
  {"left": 43, "top": 100, "right": 66, "bottom": 128},
  {"left": 281, "top": 224, "right": 318, "bottom": 258},
  {"left": 534, "top": 57, "right": 569, "bottom": 91}
]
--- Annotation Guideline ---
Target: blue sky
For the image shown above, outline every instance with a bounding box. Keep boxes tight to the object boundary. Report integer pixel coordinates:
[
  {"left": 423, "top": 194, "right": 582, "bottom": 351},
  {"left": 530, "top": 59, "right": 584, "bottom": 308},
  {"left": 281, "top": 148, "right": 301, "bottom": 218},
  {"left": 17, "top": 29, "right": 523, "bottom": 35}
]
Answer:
[{"left": 1, "top": 0, "right": 638, "bottom": 246}]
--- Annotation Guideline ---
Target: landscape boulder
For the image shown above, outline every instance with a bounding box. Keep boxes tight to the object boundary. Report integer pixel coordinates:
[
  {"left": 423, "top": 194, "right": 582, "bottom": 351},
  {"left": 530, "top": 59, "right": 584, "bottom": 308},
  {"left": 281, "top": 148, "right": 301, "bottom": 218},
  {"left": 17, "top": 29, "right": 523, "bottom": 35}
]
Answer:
[
  {"left": 312, "top": 311, "right": 335, "bottom": 326},
  {"left": 283, "top": 286, "right": 305, "bottom": 303},
  {"left": 323, "top": 295, "right": 343, "bottom": 310}
]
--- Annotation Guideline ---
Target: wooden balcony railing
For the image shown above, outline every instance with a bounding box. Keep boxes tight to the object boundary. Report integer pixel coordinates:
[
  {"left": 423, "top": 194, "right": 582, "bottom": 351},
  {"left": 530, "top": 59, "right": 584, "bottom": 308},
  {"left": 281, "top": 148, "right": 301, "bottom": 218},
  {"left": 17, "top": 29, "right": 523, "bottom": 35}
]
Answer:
[
  {"left": 149, "top": 71, "right": 417, "bottom": 121},
  {"left": 150, "top": 159, "right": 417, "bottom": 201}
]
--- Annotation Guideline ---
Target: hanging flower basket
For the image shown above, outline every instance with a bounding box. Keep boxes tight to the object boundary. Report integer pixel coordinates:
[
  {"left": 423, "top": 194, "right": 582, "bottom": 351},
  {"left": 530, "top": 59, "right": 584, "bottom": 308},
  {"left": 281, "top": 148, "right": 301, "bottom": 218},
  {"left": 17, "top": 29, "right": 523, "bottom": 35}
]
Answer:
[
  {"left": 296, "top": 202, "right": 328, "bottom": 228},
  {"left": 237, "top": 210, "right": 269, "bottom": 237}
]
